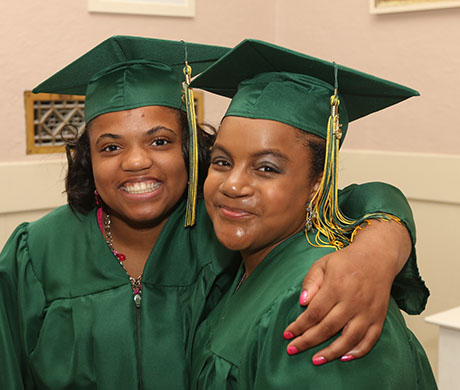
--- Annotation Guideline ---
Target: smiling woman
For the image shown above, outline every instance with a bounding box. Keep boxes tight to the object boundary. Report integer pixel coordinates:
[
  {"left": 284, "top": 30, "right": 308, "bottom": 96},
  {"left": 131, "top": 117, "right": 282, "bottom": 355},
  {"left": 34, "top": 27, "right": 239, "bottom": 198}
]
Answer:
[
  {"left": 191, "top": 39, "right": 436, "bottom": 389},
  {"left": 0, "top": 36, "right": 238, "bottom": 390},
  {"left": 89, "top": 106, "right": 188, "bottom": 277}
]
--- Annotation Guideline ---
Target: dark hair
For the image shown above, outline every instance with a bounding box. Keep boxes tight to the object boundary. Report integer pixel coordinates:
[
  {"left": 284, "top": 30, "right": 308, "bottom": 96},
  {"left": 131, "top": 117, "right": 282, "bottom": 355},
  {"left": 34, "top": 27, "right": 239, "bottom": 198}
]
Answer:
[
  {"left": 294, "top": 129, "right": 326, "bottom": 182},
  {"left": 65, "top": 109, "right": 216, "bottom": 214}
]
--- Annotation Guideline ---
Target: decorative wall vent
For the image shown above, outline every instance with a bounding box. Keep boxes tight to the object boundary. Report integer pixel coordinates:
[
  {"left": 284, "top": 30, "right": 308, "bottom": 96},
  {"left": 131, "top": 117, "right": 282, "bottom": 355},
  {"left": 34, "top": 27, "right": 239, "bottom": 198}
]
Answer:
[{"left": 25, "top": 92, "right": 85, "bottom": 154}]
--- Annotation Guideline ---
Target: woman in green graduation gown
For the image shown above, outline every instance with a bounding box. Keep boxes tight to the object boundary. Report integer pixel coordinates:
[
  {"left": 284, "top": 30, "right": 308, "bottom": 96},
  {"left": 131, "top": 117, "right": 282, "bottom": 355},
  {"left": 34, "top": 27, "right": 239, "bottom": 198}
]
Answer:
[
  {"left": 0, "top": 36, "right": 428, "bottom": 389},
  {"left": 190, "top": 39, "right": 437, "bottom": 389}
]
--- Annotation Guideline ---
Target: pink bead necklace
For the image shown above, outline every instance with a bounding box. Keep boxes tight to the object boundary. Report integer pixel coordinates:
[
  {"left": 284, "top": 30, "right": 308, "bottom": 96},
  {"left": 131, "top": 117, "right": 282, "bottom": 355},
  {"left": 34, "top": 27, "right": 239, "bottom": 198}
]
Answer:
[{"left": 104, "top": 212, "right": 142, "bottom": 307}]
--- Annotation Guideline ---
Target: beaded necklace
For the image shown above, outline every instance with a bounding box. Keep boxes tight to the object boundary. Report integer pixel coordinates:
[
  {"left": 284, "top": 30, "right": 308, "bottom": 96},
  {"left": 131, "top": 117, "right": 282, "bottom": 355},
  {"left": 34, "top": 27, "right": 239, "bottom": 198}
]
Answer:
[{"left": 104, "top": 212, "right": 142, "bottom": 307}]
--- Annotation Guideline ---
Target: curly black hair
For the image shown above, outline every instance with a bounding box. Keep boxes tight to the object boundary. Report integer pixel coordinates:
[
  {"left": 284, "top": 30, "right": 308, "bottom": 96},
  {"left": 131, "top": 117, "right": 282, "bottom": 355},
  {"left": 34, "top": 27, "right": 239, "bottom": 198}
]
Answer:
[{"left": 65, "top": 109, "right": 216, "bottom": 214}]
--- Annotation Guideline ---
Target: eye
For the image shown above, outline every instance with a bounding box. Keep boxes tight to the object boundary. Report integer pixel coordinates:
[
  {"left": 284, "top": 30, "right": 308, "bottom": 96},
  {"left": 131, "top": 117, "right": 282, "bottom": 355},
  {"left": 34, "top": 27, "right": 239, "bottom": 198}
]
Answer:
[
  {"left": 101, "top": 144, "right": 121, "bottom": 153},
  {"left": 256, "top": 164, "right": 281, "bottom": 174},
  {"left": 152, "top": 138, "right": 169, "bottom": 146},
  {"left": 211, "top": 158, "right": 231, "bottom": 168}
]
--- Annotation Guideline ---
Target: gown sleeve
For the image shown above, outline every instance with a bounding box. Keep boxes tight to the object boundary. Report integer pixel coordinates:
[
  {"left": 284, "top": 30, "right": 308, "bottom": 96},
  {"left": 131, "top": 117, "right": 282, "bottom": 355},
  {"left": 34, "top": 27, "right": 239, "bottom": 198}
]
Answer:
[
  {"left": 0, "top": 224, "right": 47, "bottom": 389},
  {"left": 242, "top": 289, "right": 436, "bottom": 390},
  {"left": 338, "top": 182, "right": 429, "bottom": 314}
]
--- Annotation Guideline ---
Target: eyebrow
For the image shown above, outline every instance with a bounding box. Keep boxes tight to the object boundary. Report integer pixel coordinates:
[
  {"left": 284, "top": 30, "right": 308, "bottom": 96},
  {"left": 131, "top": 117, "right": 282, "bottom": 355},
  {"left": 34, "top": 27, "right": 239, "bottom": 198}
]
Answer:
[
  {"left": 251, "top": 149, "right": 290, "bottom": 162},
  {"left": 212, "top": 144, "right": 290, "bottom": 162},
  {"left": 95, "top": 125, "right": 177, "bottom": 146}
]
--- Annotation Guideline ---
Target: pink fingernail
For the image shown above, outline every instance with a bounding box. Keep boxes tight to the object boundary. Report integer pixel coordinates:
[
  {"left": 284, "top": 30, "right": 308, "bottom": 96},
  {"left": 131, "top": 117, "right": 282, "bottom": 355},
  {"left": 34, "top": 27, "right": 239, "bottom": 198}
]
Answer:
[
  {"left": 312, "top": 356, "right": 327, "bottom": 366},
  {"left": 283, "top": 331, "right": 295, "bottom": 340},
  {"left": 299, "top": 290, "right": 308, "bottom": 305},
  {"left": 287, "top": 346, "right": 299, "bottom": 355},
  {"left": 341, "top": 354, "right": 355, "bottom": 362}
]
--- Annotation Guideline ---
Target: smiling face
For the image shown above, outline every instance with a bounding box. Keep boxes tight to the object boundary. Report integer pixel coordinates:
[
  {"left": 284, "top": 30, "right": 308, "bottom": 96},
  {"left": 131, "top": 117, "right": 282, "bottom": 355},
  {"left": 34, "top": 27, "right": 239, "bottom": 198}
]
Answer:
[
  {"left": 204, "top": 116, "right": 321, "bottom": 267},
  {"left": 89, "top": 105, "right": 188, "bottom": 228}
]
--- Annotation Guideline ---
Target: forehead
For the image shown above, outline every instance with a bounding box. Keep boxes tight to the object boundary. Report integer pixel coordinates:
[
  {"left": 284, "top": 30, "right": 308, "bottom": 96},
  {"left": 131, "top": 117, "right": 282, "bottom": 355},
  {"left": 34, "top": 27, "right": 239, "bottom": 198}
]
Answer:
[
  {"left": 217, "top": 116, "right": 307, "bottom": 154},
  {"left": 88, "top": 105, "right": 182, "bottom": 137}
]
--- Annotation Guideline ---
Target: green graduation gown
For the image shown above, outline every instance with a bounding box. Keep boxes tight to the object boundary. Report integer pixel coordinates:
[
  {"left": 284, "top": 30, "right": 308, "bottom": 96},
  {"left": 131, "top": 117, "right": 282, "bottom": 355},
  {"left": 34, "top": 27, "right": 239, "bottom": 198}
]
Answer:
[
  {"left": 0, "top": 182, "right": 428, "bottom": 389},
  {"left": 190, "top": 231, "right": 437, "bottom": 390}
]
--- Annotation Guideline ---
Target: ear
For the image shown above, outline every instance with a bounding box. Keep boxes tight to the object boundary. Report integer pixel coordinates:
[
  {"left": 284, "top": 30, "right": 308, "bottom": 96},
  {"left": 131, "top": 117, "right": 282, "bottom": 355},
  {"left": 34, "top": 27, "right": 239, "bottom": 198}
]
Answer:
[{"left": 308, "top": 172, "right": 323, "bottom": 202}]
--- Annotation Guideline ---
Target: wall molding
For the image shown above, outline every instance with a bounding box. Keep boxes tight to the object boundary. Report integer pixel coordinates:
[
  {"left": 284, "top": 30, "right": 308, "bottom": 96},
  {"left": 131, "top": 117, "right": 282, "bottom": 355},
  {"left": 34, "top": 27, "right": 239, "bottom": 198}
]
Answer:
[
  {"left": 0, "top": 158, "right": 67, "bottom": 214},
  {"left": 339, "top": 150, "right": 460, "bottom": 206}
]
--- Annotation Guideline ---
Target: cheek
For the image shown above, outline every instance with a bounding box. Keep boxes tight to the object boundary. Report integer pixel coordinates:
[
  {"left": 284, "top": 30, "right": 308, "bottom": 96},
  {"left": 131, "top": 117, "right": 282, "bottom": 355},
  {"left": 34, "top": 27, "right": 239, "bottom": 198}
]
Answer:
[
  {"left": 203, "top": 171, "right": 219, "bottom": 205},
  {"left": 261, "top": 182, "right": 308, "bottom": 224},
  {"left": 161, "top": 149, "right": 188, "bottom": 183},
  {"left": 91, "top": 156, "right": 112, "bottom": 191}
]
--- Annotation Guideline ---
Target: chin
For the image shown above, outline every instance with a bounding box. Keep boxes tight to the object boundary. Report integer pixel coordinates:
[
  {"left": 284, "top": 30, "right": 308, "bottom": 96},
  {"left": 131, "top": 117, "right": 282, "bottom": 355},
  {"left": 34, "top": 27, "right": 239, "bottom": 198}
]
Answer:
[{"left": 214, "top": 227, "right": 252, "bottom": 252}]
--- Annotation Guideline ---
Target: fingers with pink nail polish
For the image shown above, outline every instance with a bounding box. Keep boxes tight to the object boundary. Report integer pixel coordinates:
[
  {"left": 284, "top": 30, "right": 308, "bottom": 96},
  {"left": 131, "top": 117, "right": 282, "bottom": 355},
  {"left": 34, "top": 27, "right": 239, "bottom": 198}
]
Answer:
[{"left": 287, "top": 345, "right": 299, "bottom": 355}]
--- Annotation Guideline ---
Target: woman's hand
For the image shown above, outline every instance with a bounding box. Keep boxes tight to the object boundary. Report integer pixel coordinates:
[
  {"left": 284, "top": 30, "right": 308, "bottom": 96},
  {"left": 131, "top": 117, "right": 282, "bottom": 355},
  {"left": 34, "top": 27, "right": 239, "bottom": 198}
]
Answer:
[{"left": 283, "top": 219, "right": 411, "bottom": 365}]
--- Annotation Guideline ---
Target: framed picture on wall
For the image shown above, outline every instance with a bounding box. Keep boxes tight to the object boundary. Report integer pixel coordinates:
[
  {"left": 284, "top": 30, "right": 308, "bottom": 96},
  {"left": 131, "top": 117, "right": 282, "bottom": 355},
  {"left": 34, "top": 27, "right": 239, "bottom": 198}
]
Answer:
[
  {"left": 370, "top": 0, "right": 460, "bottom": 14},
  {"left": 88, "top": 0, "right": 195, "bottom": 17}
]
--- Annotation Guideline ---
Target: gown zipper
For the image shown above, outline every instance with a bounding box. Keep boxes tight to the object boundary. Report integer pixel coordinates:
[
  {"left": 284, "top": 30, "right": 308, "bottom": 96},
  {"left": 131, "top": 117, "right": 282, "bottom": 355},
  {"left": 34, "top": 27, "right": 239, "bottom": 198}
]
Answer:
[{"left": 133, "top": 279, "right": 143, "bottom": 390}]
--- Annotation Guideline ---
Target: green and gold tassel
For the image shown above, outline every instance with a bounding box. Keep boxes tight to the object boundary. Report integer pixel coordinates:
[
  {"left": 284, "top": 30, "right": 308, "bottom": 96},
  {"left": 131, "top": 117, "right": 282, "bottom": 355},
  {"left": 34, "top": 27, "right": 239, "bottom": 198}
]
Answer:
[
  {"left": 183, "top": 50, "right": 199, "bottom": 227},
  {"left": 306, "top": 65, "right": 400, "bottom": 249}
]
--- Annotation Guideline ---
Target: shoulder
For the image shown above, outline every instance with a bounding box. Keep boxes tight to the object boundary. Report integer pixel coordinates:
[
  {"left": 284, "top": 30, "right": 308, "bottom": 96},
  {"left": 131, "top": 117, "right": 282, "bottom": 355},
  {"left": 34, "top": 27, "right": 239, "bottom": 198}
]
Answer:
[
  {"left": 1, "top": 205, "right": 86, "bottom": 262},
  {"left": 242, "top": 297, "right": 434, "bottom": 389},
  {"left": 27, "top": 205, "right": 93, "bottom": 245},
  {"left": 28, "top": 204, "right": 88, "bottom": 231},
  {"left": 23, "top": 206, "right": 98, "bottom": 282}
]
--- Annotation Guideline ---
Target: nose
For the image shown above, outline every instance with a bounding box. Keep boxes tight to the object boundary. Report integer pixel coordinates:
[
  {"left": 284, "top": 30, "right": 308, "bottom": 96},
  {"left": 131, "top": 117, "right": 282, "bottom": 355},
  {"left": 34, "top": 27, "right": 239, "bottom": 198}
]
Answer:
[
  {"left": 121, "top": 145, "right": 153, "bottom": 172},
  {"left": 219, "top": 166, "right": 253, "bottom": 198}
]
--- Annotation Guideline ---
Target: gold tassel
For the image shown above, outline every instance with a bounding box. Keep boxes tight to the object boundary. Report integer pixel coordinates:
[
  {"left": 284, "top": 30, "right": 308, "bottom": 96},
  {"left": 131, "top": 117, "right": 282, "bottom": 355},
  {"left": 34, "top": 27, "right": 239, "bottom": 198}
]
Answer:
[
  {"left": 306, "top": 89, "right": 400, "bottom": 250},
  {"left": 183, "top": 61, "right": 198, "bottom": 227}
]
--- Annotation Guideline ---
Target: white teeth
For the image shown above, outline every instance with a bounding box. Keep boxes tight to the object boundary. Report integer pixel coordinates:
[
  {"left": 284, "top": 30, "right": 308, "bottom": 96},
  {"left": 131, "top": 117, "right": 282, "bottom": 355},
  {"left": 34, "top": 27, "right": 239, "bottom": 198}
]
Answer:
[{"left": 124, "top": 182, "right": 161, "bottom": 194}]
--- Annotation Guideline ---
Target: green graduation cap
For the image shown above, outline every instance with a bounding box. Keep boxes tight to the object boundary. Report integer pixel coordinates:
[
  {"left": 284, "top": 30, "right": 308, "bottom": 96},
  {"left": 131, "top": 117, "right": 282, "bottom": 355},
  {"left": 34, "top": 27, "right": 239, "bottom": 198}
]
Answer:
[
  {"left": 33, "top": 35, "right": 229, "bottom": 123},
  {"left": 191, "top": 38, "right": 419, "bottom": 249},
  {"left": 33, "top": 35, "right": 230, "bottom": 227}
]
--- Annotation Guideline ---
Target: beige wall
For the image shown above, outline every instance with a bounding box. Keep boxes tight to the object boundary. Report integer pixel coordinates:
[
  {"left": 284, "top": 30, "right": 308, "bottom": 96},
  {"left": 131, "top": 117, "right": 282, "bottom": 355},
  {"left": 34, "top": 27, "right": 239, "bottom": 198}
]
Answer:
[
  {"left": 276, "top": 0, "right": 460, "bottom": 156},
  {"left": 1, "top": 0, "right": 459, "bottom": 380}
]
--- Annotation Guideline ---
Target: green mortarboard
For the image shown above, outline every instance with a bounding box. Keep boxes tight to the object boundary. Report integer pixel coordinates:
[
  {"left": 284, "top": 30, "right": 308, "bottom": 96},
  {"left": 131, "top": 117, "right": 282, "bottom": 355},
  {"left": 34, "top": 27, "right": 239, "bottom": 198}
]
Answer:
[
  {"left": 192, "top": 39, "right": 419, "bottom": 249},
  {"left": 33, "top": 35, "right": 229, "bottom": 123},
  {"left": 191, "top": 39, "right": 419, "bottom": 143},
  {"left": 33, "top": 35, "right": 229, "bottom": 227}
]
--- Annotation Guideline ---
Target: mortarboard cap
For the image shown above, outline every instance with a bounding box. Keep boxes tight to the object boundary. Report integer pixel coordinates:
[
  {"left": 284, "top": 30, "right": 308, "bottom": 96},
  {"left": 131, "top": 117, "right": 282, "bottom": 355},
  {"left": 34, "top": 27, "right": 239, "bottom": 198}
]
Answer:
[
  {"left": 33, "top": 35, "right": 229, "bottom": 123},
  {"left": 191, "top": 39, "right": 419, "bottom": 143},
  {"left": 192, "top": 39, "right": 419, "bottom": 249}
]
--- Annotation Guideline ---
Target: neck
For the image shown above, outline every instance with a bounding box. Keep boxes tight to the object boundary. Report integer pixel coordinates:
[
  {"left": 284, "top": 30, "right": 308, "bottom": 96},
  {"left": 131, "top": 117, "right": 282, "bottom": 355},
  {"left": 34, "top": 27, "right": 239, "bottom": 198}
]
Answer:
[
  {"left": 102, "top": 210, "right": 170, "bottom": 280},
  {"left": 240, "top": 223, "right": 305, "bottom": 278},
  {"left": 240, "top": 247, "right": 274, "bottom": 278},
  {"left": 106, "top": 211, "right": 168, "bottom": 252}
]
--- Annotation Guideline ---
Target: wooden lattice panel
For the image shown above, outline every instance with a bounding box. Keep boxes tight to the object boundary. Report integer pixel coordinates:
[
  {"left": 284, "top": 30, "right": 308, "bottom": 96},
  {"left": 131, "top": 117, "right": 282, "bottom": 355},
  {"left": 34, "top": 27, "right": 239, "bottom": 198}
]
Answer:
[{"left": 25, "top": 92, "right": 85, "bottom": 154}]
